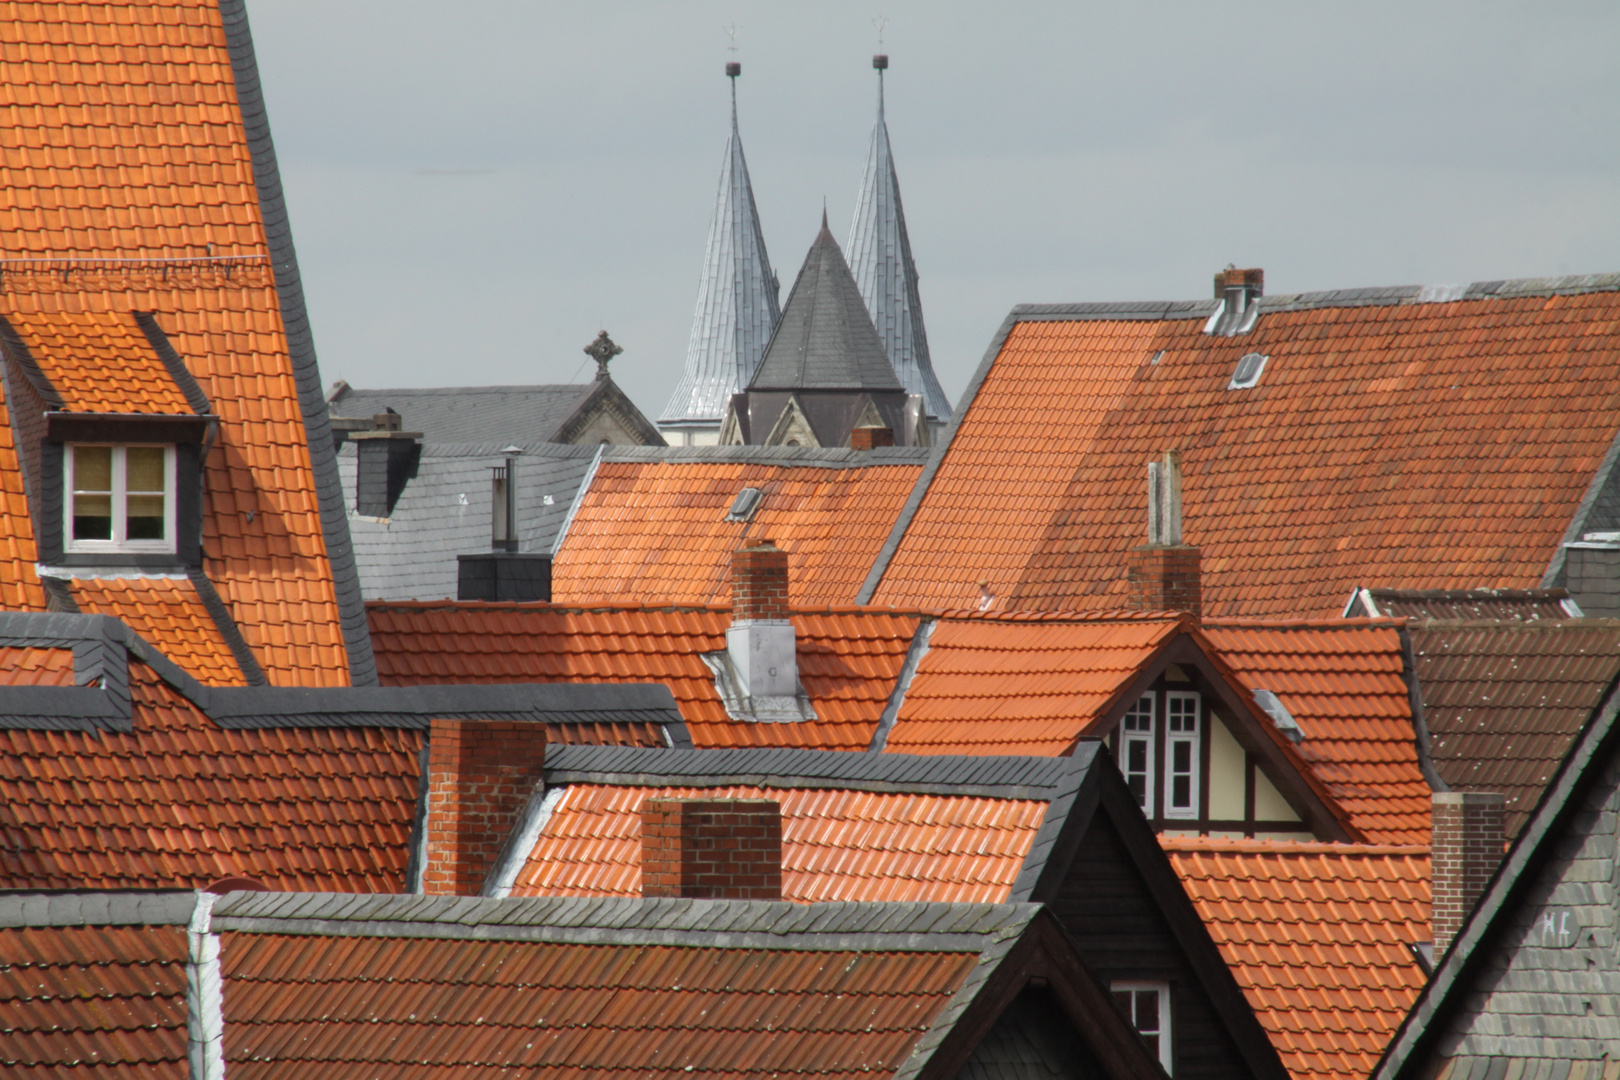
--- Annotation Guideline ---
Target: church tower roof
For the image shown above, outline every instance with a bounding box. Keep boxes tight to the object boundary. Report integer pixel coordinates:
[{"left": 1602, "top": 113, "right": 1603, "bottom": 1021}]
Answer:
[
  {"left": 659, "top": 63, "right": 781, "bottom": 430},
  {"left": 844, "top": 55, "right": 953, "bottom": 422},
  {"left": 748, "top": 213, "right": 904, "bottom": 393}
]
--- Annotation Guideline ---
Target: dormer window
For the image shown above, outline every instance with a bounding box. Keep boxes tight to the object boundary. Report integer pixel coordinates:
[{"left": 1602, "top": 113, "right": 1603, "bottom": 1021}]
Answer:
[{"left": 66, "top": 444, "right": 175, "bottom": 552}]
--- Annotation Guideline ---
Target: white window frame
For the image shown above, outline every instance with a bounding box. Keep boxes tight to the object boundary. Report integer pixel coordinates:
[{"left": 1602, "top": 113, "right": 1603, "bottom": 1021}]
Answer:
[
  {"left": 65, "top": 444, "right": 177, "bottom": 554},
  {"left": 1164, "top": 691, "right": 1201, "bottom": 820},
  {"left": 1112, "top": 980, "right": 1172, "bottom": 1073},
  {"left": 1119, "top": 693, "right": 1156, "bottom": 815}
]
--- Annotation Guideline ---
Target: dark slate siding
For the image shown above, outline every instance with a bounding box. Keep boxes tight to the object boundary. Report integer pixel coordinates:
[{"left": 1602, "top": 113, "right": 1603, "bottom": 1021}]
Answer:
[
  {"left": 1051, "top": 819, "right": 1249, "bottom": 1080},
  {"left": 956, "top": 987, "right": 1105, "bottom": 1080}
]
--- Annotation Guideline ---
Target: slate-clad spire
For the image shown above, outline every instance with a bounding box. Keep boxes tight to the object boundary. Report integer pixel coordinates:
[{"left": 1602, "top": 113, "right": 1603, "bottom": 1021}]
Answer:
[
  {"left": 845, "top": 55, "right": 952, "bottom": 423},
  {"left": 747, "top": 214, "right": 902, "bottom": 393},
  {"left": 659, "top": 63, "right": 781, "bottom": 438}
]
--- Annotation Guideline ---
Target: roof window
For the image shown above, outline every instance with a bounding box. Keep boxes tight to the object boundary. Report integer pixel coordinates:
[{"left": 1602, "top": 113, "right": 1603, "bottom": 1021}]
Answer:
[
  {"left": 1228, "top": 353, "right": 1268, "bottom": 390},
  {"left": 725, "top": 487, "right": 764, "bottom": 522},
  {"left": 1250, "top": 688, "right": 1303, "bottom": 742}
]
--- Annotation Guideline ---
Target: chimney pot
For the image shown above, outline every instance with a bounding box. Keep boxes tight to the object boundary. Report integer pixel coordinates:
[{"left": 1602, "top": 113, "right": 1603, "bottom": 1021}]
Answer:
[
  {"left": 1430, "top": 791, "right": 1505, "bottom": 955},
  {"left": 1130, "top": 451, "right": 1200, "bottom": 616},
  {"left": 1209, "top": 267, "right": 1265, "bottom": 336},
  {"left": 728, "top": 541, "right": 798, "bottom": 703},
  {"left": 422, "top": 719, "right": 547, "bottom": 895},
  {"left": 641, "top": 798, "right": 783, "bottom": 900}
]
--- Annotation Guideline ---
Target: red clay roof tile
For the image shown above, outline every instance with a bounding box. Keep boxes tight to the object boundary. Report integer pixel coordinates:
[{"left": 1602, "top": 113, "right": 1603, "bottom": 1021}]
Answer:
[
  {"left": 69, "top": 576, "right": 245, "bottom": 686},
  {"left": 9, "top": 311, "right": 193, "bottom": 414},
  {"left": 515, "top": 783, "right": 1046, "bottom": 902},
  {"left": 552, "top": 458, "right": 924, "bottom": 606},
  {"left": 872, "top": 293, "right": 1620, "bottom": 618},
  {"left": 1202, "top": 621, "right": 1430, "bottom": 845},
  {"left": 0, "top": 646, "right": 75, "bottom": 685},
  {"left": 1163, "top": 837, "right": 1431, "bottom": 1080}
]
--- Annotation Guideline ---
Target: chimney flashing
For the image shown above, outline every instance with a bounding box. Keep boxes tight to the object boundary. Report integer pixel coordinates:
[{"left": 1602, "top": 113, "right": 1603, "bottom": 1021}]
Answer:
[
  {"left": 713, "top": 540, "right": 815, "bottom": 722},
  {"left": 1205, "top": 266, "right": 1264, "bottom": 337}
]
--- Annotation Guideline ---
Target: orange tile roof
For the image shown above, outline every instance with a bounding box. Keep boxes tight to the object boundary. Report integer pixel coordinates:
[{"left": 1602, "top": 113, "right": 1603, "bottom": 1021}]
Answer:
[
  {"left": 1163, "top": 837, "right": 1431, "bottom": 1080},
  {"left": 0, "top": 646, "right": 75, "bottom": 685},
  {"left": 551, "top": 456, "right": 924, "bottom": 606},
  {"left": 1202, "top": 621, "right": 1430, "bottom": 845},
  {"left": 68, "top": 576, "right": 246, "bottom": 686},
  {"left": 0, "top": 660, "right": 420, "bottom": 891},
  {"left": 514, "top": 783, "right": 1046, "bottom": 902},
  {"left": 0, "top": 1, "right": 360, "bottom": 685},
  {"left": 1, "top": 924, "right": 190, "bottom": 1076},
  {"left": 886, "top": 616, "right": 1184, "bottom": 754},
  {"left": 9, "top": 311, "right": 193, "bottom": 414},
  {"left": 368, "top": 602, "right": 920, "bottom": 750},
  {"left": 0, "top": 379, "right": 45, "bottom": 611},
  {"left": 870, "top": 289, "right": 1620, "bottom": 617}
]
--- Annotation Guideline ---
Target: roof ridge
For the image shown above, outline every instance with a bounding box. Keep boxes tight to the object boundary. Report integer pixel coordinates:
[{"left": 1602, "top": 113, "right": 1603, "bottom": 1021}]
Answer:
[
  {"left": 1203, "top": 617, "right": 1408, "bottom": 629},
  {"left": 1159, "top": 837, "right": 1430, "bottom": 856}
]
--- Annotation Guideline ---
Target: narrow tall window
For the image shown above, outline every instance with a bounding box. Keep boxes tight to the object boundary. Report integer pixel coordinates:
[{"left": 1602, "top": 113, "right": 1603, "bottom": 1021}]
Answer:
[
  {"left": 66, "top": 445, "right": 175, "bottom": 553},
  {"left": 1165, "top": 691, "right": 1201, "bottom": 819},
  {"left": 1112, "top": 981, "right": 1172, "bottom": 1073},
  {"left": 1120, "top": 694, "right": 1155, "bottom": 813}
]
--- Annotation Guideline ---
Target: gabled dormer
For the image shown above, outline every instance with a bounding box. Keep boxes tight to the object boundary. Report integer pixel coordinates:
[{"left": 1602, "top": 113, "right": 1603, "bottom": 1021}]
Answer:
[{"left": 0, "top": 311, "right": 214, "bottom": 570}]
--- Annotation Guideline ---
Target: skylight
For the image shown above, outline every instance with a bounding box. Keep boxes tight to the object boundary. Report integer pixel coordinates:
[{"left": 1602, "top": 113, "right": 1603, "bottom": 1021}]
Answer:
[
  {"left": 1228, "top": 352, "right": 1269, "bottom": 390},
  {"left": 725, "top": 487, "right": 764, "bottom": 522}
]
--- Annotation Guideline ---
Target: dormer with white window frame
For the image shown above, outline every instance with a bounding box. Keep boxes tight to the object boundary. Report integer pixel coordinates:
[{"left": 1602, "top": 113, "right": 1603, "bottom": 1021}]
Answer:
[{"left": 0, "top": 311, "right": 216, "bottom": 572}]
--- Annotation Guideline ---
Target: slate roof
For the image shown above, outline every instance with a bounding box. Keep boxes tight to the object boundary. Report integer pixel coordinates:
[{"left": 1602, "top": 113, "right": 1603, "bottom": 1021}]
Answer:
[
  {"left": 0, "top": 0, "right": 374, "bottom": 683},
  {"left": 882, "top": 614, "right": 1186, "bottom": 755},
  {"left": 1371, "top": 632, "right": 1620, "bottom": 1080},
  {"left": 330, "top": 384, "right": 597, "bottom": 444},
  {"left": 368, "top": 601, "right": 921, "bottom": 750},
  {"left": 338, "top": 441, "right": 598, "bottom": 600},
  {"left": 0, "top": 611, "right": 680, "bottom": 890},
  {"left": 748, "top": 219, "right": 904, "bottom": 393},
  {"left": 863, "top": 276, "right": 1620, "bottom": 618},
  {"left": 660, "top": 74, "right": 781, "bottom": 428},
  {"left": 846, "top": 69, "right": 952, "bottom": 422},
  {"left": 1408, "top": 619, "right": 1620, "bottom": 837},
  {"left": 1203, "top": 620, "right": 1432, "bottom": 845},
  {"left": 1346, "top": 588, "right": 1582, "bottom": 621},
  {"left": 550, "top": 445, "right": 929, "bottom": 607},
  {"left": 2, "top": 891, "right": 1163, "bottom": 1080},
  {"left": 1164, "top": 838, "right": 1431, "bottom": 1080}
]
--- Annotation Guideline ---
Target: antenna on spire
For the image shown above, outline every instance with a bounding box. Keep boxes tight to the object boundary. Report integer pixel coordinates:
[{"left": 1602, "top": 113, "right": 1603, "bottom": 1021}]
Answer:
[{"left": 872, "top": 17, "right": 889, "bottom": 115}]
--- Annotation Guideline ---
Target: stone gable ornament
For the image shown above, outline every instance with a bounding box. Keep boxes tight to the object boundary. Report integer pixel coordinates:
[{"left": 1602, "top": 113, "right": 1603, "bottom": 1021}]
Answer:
[{"left": 585, "top": 331, "right": 623, "bottom": 379}]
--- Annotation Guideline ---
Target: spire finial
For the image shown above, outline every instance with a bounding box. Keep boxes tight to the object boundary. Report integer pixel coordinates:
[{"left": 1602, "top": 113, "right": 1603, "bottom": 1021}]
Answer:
[
  {"left": 585, "top": 331, "right": 623, "bottom": 379},
  {"left": 872, "top": 17, "right": 889, "bottom": 117},
  {"left": 724, "top": 24, "right": 741, "bottom": 123},
  {"left": 822, "top": 201, "right": 829, "bottom": 232}
]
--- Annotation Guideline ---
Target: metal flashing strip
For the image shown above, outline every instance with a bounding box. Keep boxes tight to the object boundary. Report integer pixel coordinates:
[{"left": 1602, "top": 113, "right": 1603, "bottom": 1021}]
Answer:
[
  {"left": 543, "top": 743, "right": 1083, "bottom": 800},
  {"left": 550, "top": 442, "right": 604, "bottom": 556},
  {"left": 206, "top": 892, "right": 1039, "bottom": 951},
  {"left": 482, "top": 786, "right": 566, "bottom": 899},
  {"left": 868, "top": 617, "right": 935, "bottom": 751},
  {"left": 186, "top": 892, "right": 226, "bottom": 1080}
]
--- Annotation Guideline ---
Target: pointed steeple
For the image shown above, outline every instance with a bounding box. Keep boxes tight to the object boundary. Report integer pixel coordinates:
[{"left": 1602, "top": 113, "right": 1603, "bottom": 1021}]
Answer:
[
  {"left": 845, "top": 54, "right": 952, "bottom": 424},
  {"left": 748, "top": 217, "right": 903, "bottom": 393},
  {"left": 659, "top": 62, "right": 781, "bottom": 437}
]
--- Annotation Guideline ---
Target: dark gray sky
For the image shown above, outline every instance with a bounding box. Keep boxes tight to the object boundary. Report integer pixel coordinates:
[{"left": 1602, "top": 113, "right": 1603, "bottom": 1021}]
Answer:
[{"left": 249, "top": 1, "right": 1620, "bottom": 416}]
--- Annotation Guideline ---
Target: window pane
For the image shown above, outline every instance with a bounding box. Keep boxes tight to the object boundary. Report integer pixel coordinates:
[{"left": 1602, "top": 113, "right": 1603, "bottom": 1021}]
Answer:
[
  {"left": 1127, "top": 741, "right": 1147, "bottom": 773},
  {"left": 126, "top": 494, "right": 166, "bottom": 540},
  {"left": 74, "top": 446, "right": 113, "bottom": 492},
  {"left": 73, "top": 493, "right": 112, "bottom": 540},
  {"left": 1128, "top": 773, "right": 1146, "bottom": 807},
  {"left": 1136, "top": 990, "right": 1160, "bottom": 1032},
  {"left": 125, "top": 447, "right": 166, "bottom": 493},
  {"left": 1173, "top": 775, "right": 1191, "bottom": 808},
  {"left": 1172, "top": 741, "right": 1192, "bottom": 772}
]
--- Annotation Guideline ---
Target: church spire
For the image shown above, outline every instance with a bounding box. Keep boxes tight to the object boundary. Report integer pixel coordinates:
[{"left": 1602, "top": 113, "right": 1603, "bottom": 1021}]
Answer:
[
  {"left": 658, "top": 60, "right": 781, "bottom": 441},
  {"left": 845, "top": 53, "right": 952, "bottom": 425}
]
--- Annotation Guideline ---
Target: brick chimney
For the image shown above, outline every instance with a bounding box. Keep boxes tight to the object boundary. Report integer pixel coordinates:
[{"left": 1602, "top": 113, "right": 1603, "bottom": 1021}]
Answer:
[
  {"left": 1127, "top": 451, "right": 1202, "bottom": 617},
  {"left": 423, "top": 718, "right": 547, "bottom": 895},
  {"left": 728, "top": 540, "right": 797, "bottom": 701},
  {"left": 850, "top": 425, "right": 895, "bottom": 450},
  {"left": 1209, "top": 266, "right": 1264, "bottom": 336},
  {"left": 641, "top": 798, "right": 783, "bottom": 900},
  {"left": 1431, "top": 791, "right": 1505, "bottom": 955}
]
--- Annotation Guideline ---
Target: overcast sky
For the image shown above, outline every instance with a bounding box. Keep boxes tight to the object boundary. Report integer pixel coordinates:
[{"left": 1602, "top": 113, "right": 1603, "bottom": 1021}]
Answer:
[{"left": 248, "top": 1, "right": 1620, "bottom": 418}]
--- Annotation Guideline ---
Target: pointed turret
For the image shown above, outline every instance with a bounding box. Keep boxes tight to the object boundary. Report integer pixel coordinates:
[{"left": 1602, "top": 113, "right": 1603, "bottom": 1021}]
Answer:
[
  {"left": 845, "top": 54, "right": 952, "bottom": 429},
  {"left": 658, "top": 63, "right": 781, "bottom": 445}
]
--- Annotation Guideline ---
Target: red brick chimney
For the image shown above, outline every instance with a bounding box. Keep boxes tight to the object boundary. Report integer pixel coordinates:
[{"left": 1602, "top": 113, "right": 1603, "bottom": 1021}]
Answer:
[
  {"left": 728, "top": 541, "right": 797, "bottom": 706},
  {"left": 423, "top": 718, "right": 547, "bottom": 896},
  {"left": 732, "top": 540, "right": 789, "bottom": 622},
  {"left": 641, "top": 798, "right": 783, "bottom": 900},
  {"left": 850, "top": 426, "right": 895, "bottom": 450},
  {"left": 1430, "top": 791, "right": 1505, "bottom": 955},
  {"left": 1128, "top": 451, "right": 1202, "bottom": 618}
]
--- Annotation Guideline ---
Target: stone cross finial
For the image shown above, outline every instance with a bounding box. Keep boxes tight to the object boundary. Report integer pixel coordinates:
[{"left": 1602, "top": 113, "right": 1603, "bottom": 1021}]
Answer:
[{"left": 585, "top": 331, "right": 623, "bottom": 379}]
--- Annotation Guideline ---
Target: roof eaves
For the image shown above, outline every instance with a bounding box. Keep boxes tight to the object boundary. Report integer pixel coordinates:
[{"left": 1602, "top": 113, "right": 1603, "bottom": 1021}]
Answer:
[
  {"left": 1372, "top": 670, "right": 1620, "bottom": 1080},
  {"left": 218, "top": 0, "right": 376, "bottom": 686},
  {"left": 1008, "top": 746, "right": 1102, "bottom": 903}
]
